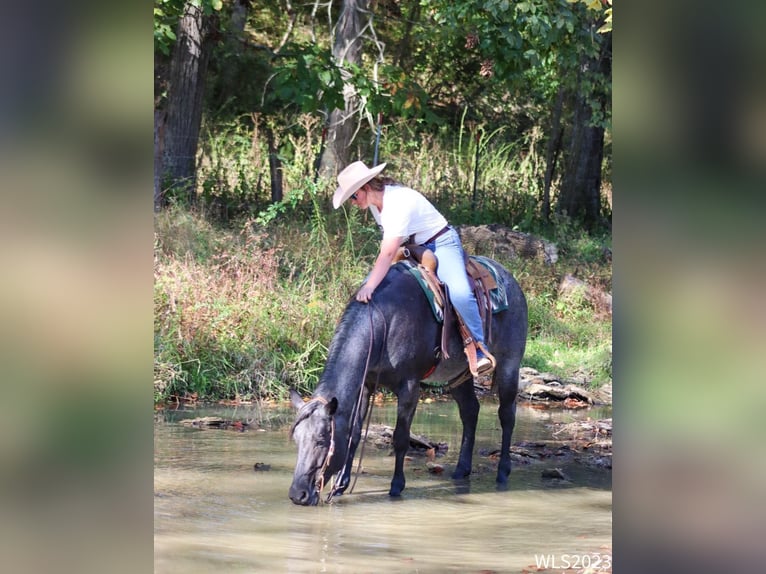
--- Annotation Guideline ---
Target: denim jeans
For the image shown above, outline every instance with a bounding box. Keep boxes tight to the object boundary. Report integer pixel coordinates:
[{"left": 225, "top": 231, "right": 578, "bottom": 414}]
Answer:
[{"left": 424, "top": 227, "right": 485, "bottom": 346}]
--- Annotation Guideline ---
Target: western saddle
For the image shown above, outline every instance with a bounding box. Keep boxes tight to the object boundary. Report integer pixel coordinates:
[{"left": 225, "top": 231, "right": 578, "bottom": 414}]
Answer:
[{"left": 393, "top": 243, "right": 497, "bottom": 379}]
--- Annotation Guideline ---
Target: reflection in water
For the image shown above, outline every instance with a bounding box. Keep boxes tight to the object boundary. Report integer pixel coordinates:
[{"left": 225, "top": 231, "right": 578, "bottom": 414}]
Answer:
[{"left": 155, "top": 400, "right": 611, "bottom": 573}]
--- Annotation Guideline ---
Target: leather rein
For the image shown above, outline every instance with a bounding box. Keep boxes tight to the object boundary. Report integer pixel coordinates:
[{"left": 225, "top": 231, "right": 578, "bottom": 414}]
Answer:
[{"left": 312, "top": 302, "right": 384, "bottom": 504}]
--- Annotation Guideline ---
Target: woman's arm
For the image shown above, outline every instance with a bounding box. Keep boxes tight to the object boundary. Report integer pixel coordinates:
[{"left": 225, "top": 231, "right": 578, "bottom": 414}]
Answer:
[{"left": 355, "top": 235, "right": 404, "bottom": 303}]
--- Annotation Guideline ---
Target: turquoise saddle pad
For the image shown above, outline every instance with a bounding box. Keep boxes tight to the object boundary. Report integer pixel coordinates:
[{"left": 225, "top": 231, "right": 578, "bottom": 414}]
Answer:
[{"left": 395, "top": 256, "right": 509, "bottom": 322}]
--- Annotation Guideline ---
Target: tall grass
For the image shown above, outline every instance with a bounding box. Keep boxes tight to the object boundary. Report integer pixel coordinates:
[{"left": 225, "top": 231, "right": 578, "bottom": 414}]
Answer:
[
  {"left": 154, "top": 115, "right": 612, "bottom": 402},
  {"left": 153, "top": 177, "right": 377, "bottom": 402}
]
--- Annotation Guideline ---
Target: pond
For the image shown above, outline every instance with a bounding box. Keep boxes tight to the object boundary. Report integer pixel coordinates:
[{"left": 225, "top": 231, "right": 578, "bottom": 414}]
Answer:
[{"left": 154, "top": 398, "right": 612, "bottom": 573}]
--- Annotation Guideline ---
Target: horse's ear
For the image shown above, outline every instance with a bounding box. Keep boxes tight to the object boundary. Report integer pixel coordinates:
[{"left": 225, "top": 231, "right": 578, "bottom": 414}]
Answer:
[
  {"left": 289, "top": 388, "right": 305, "bottom": 410},
  {"left": 325, "top": 397, "right": 338, "bottom": 416}
]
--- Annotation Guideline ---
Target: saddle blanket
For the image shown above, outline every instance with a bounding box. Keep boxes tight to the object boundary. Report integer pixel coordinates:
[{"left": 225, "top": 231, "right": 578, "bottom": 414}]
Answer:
[{"left": 396, "top": 256, "right": 509, "bottom": 322}]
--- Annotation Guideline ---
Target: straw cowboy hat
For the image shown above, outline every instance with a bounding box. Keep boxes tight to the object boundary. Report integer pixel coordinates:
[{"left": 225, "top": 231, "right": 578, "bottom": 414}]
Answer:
[{"left": 332, "top": 161, "right": 387, "bottom": 209}]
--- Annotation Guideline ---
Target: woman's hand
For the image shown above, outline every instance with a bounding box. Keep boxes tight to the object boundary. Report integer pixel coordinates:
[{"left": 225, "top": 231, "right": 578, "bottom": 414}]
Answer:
[
  {"left": 355, "top": 236, "right": 404, "bottom": 304},
  {"left": 356, "top": 284, "right": 376, "bottom": 303}
]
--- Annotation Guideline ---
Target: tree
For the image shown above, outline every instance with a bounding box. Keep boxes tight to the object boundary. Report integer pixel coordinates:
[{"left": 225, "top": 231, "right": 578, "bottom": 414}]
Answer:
[
  {"left": 155, "top": 0, "right": 221, "bottom": 207},
  {"left": 151, "top": 0, "right": 612, "bottom": 227},
  {"left": 406, "top": 0, "right": 612, "bottom": 228},
  {"left": 556, "top": 31, "right": 611, "bottom": 228},
  {"left": 321, "top": 0, "right": 371, "bottom": 174}
]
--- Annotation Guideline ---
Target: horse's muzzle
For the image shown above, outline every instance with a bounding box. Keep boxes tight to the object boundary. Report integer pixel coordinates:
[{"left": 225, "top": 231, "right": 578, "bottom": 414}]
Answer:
[{"left": 289, "top": 483, "right": 319, "bottom": 506}]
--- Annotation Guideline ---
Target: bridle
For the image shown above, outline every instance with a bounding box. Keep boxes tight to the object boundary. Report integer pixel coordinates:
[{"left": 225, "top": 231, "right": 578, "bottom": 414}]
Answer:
[
  {"left": 304, "top": 302, "right": 386, "bottom": 504},
  {"left": 304, "top": 396, "right": 336, "bottom": 495}
]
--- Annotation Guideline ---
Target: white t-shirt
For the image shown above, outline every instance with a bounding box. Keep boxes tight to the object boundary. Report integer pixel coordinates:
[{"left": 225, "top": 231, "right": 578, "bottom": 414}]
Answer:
[{"left": 368, "top": 185, "right": 448, "bottom": 244}]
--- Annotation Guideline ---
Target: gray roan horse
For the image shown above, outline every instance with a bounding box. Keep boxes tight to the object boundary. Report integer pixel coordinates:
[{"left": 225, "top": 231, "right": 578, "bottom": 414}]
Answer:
[{"left": 289, "top": 257, "right": 527, "bottom": 505}]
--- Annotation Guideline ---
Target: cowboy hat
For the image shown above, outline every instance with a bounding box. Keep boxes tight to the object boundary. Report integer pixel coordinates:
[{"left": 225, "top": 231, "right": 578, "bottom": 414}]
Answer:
[{"left": 332, "top": 161, "right": 387, "bottom": 209}]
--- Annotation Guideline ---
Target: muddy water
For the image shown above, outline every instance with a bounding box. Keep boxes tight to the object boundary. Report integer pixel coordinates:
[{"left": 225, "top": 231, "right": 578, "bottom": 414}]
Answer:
[{"left": 154, "top": 399, "right": 611, "bottom": 573}]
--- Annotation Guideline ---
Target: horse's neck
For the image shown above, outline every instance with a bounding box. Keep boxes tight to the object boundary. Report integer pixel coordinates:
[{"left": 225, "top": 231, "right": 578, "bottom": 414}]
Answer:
[
  {"left": 316, "top": 375, "right": 364, "bottom": 416},
  {"left": 315, "top": 357, "right": 367, "bottom": 416},
  {"left": 318, "top": 305, "right": 376, "bottom": 417}
]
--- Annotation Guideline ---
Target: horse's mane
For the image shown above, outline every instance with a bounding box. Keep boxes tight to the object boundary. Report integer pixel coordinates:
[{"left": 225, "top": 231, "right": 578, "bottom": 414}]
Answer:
[{"left": 313, "top": 265, "right": 418, "bottom": 398}]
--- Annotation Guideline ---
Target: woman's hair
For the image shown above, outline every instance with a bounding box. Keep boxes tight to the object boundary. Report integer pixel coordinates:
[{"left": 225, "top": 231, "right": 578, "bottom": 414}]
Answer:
[{"left": 368, "top": 176, "right": 400, "bottom": 191}]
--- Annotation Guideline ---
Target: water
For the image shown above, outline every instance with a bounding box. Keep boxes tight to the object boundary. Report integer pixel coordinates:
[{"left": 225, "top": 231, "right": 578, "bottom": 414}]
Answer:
[{"left": 154, "top": 399, "right": 611, "bottom": 573}]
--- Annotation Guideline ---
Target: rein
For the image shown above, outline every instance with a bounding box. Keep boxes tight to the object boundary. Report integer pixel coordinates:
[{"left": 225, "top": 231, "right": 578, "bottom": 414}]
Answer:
[{"left": 324, "top": 301, "right": 385, "bottom": 504}]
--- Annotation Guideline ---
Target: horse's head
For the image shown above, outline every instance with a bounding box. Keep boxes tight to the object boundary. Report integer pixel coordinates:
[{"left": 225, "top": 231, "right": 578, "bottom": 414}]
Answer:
[{"left": 288, "top": 389, "right": 339, "bottom": 506}]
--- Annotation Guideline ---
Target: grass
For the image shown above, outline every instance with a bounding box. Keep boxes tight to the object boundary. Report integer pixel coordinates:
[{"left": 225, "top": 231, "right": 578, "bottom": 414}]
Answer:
[
  {"left": 154, "top": 116, "right": 612, "bottom": 403},
  {"left": 154, "top": 205, "right": 612, "bottom": 402}
]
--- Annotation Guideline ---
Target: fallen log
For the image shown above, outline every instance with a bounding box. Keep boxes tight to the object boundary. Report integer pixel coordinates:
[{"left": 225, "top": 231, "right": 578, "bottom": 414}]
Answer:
[
  {"left": 179, "top": 416, "right": 249, "bottom": 430},
  {"left": 519, "top": 382, "right": 596, "bottom": 404}
]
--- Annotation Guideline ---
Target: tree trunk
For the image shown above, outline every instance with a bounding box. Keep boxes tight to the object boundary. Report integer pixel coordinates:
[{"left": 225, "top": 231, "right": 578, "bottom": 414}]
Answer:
[
  {"left": 556, "top": 34, "right": 611, "bottom": 229},
  {"left": 320, "top": 0, "right": 370, "bottom": 176},
  {"left": 161, "top": 2, "right": 213, "bottom": 205},
  {"left": 542, "top": 85, "right": 565, "bottom": 223},
  {"left": 154, "top": 109, "right": 166, "bottom": 212},
  {"left": 395, "top": 0, "right": 420, "bottom": 69},
  {"left": 266, "top": 126, "right": 283, "bottom": 203},
  {"left": 229, "top": 0, "right": 249, "bottom": 42},
  {"left": 557, "top": 105, "right": 604, "bottom": 228}
]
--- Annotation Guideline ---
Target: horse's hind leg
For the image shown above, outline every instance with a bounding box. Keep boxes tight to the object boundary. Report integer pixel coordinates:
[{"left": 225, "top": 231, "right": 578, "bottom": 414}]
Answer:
[
  {"left": 389, "top": 381, "right": 420, "bottom": 497},
  {"left": 449, "top": 379, "right": 480, "bottom": 479},
  {"left": 495, "top": 362, "right": 520, "bottom": 484}
]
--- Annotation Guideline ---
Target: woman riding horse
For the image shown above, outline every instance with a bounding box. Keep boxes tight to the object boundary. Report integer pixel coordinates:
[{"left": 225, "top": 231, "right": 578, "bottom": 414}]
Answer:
[{"left": 333, "top": 161, "right": 495, "bottom": 377}]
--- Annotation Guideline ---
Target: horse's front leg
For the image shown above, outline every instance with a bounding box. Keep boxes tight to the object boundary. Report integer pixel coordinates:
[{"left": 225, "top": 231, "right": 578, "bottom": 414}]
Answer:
[
  {"left": 495, "top": 364, "right": 519, "bottom": 484},
  {"left": 449, "top": 378, "right": 480, "bottom": 479},
  {"left": 390, "top": 381, "right": 420, "bottom": 497}
]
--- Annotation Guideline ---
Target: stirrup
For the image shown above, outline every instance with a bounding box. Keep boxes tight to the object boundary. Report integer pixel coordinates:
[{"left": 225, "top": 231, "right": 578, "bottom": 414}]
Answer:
[{"left": 475, "top": 342, "right": 496, "bottom": 376}]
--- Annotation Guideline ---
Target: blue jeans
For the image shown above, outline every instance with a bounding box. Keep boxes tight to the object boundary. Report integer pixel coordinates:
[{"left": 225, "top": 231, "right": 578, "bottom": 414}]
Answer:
[{"left": 424, "top": 228, "right": 485, "bottom": 346}]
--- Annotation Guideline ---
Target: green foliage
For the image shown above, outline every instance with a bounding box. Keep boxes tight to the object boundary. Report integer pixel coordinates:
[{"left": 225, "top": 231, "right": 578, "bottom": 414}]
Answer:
[
  {"left": 153, "top": 0, "right": 182, "bottom": 57},
  {"left": 196, "top": 117, "right": 265, "bottom": 219},
  {"left": 154, "top": 0, "right": 223, "bottom": 56},
  {"left": 415, "top": 0, "right": 610, "bottom": 133},
  {"left": 156, "top": 0, "right": 611, "bottom": 228},
  {"left": 264, "top": 44, "right": 346, "bottom": 113},
  {"left": 568, "top": 0, "right": 612, "bottom": 33}
]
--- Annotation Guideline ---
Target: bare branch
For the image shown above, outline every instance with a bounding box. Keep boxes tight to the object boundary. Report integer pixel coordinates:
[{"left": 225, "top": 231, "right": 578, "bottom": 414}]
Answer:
[
  {"left": 309, "top": 0, "right": 333, "bottom": 43},
  {"left": 274, "top": 0, "right": 297, "bottom": 55}
]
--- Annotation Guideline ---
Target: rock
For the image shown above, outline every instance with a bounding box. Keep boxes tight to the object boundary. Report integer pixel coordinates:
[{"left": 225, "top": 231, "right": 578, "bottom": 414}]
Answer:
[
  {"left": 541, "top": 467, "right": 571, "bottom": 481},
  {"left": 456, "top": 224, "right": 558, "bottom": 265},
  {"left": 594, "top": 383, "right": 612, "bottom": 404},
  {"left": 558, "top": 273, "right": 612, "bottom": 316}
]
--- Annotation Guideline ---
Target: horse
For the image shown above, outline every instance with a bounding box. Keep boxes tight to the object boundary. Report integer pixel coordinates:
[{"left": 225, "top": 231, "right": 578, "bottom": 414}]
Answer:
[{"left": 288, "top": 257, "right": 527, "bottom": 505}]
